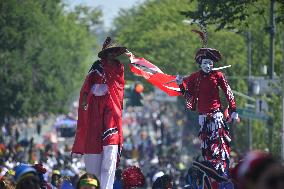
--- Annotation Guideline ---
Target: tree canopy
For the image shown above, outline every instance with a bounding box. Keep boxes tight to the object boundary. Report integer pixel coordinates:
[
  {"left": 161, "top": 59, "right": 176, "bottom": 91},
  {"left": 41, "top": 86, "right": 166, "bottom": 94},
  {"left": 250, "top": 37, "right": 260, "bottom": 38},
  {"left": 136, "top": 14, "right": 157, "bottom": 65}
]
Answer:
[
  {"left": 0, "top": 0, "right": 101, "bottom": 122},
  {"left": 181, "top": 0, "right": 284, "bottom": 31}
]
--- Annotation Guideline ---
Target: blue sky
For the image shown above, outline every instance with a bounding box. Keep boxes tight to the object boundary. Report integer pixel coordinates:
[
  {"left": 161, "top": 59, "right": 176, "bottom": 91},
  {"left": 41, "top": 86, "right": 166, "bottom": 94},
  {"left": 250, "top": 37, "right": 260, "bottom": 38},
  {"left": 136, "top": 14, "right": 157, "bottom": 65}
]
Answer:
[{"left": 64, "top": 0, "right": 145, "bottom": 29}]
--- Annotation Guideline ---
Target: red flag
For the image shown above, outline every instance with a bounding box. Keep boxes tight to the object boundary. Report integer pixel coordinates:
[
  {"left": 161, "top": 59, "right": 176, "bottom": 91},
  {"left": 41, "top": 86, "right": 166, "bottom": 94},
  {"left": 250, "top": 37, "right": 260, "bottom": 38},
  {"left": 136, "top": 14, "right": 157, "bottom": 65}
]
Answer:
[{"left": 126, "top": 52, "right": 181, "bottom": 96}]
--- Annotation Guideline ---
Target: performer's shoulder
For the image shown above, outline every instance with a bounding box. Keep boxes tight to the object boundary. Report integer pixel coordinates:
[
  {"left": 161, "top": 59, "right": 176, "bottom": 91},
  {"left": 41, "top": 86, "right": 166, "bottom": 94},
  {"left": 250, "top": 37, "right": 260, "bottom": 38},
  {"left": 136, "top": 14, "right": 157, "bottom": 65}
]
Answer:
[
  {"left": 191, "top": 71, "right": 202, "bottom": 78},
  {"left": 212, "top": 70, "right": 224, "bottom": 77},
  {"left": 88, "top": 60, "right": 103, "bottom": 74},
  {"left": 188, "top": 71, "right": 200, "bottom": 76},
  {"left": 183, "top": 71, "right": 199, "bottom": 83}
]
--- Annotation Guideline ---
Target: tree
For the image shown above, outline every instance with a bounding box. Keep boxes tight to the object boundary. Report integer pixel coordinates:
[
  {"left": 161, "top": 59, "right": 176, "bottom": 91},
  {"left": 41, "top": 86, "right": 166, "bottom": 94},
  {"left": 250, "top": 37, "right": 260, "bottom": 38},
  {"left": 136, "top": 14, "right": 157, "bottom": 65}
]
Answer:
[
  {"left": 181, "top": 0, "right": 284, "bottom": 31},
  {"left": 0, "top": 0, "right": 102, "bottom": 123}
]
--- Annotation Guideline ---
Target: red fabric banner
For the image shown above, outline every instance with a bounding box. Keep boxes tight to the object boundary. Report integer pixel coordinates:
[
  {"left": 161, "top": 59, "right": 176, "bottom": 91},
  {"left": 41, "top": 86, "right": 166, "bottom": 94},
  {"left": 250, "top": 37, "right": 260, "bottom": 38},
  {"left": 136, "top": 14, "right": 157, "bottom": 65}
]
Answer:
[{"left": 126, "top": 52, "right": 181, "bottom": 96}]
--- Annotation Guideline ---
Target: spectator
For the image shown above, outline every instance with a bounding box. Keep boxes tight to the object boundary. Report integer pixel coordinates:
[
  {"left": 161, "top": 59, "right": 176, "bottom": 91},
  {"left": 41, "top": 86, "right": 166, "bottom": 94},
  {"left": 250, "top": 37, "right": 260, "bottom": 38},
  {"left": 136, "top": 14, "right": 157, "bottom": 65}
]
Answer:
[
  {"left": 15, "top": 175, "right": 40, "bottom": 189},
  {"left": 137, "top": 131, "right": 154, "bottom": 161},
  {"left": 152, "top": 174, "right": 173, "bottom": 189},
  {"left": 76, "top": 173, "right": 100, "bottom": 189},
  {"left": 232, "top": 150, "right": 284, "bottom": 189},
  {"left": 36, "top": 123, "right": 42, "bottom": 135},
  {"left": 13, "top": 164, "right": 37, "bottom": 183},
  {"left": 0, "top": 177, "right": 15, "bottom": 189},
  {"left": 51, "top": 170, "right": 61, "bottom": 189}
]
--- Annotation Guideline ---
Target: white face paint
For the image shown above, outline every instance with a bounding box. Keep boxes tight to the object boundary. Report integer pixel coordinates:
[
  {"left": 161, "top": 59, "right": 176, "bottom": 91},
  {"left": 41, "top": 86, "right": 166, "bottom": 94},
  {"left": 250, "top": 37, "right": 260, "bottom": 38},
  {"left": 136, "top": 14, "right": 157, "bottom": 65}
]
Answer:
[{"left": 200, "top": 59, "right": 214, "bottom": 73}]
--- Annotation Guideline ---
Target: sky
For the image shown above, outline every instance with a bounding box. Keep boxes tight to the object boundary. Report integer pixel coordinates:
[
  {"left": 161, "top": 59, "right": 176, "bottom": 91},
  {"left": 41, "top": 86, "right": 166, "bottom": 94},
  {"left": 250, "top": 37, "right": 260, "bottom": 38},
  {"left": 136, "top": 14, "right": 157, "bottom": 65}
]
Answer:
[{"left": 64, "top": 0, "right": 145, "bottom": 29}]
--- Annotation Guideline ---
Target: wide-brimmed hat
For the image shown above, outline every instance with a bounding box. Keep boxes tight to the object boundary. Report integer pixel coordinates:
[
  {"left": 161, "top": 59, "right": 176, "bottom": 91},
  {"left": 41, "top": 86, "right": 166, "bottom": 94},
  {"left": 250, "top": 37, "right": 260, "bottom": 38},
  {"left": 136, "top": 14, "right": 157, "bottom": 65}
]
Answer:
[
  {"left": 195, "top": 48, "right": 222, "bottom": 64},
  {"left": 98, "top": 37, "right": 127, "bottom": 58}
]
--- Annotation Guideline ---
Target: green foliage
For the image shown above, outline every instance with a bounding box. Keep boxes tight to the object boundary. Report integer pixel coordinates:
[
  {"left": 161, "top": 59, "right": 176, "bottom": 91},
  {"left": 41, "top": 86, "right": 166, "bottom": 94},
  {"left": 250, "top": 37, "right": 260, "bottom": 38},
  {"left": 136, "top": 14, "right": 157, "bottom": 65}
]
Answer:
[
  {"left": 113, "top": 0, "right": 246, "bottom": 78},
  {"left": 181, "top": 0, "right": 284, "bottom": 31},
  {"left": 0, "top": 0, "right": 101, "bottom": 121},
  {"left": 112, "top": 0, "right": 284, "bottom": 155}
]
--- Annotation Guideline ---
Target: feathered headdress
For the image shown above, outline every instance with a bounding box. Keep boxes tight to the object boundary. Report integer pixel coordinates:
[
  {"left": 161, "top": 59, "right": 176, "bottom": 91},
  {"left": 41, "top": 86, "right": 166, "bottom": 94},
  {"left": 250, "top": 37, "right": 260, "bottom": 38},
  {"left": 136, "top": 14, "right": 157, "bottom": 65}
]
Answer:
[
  {"left": 191, "top": 22, "right": 222, "bottom": 64},
  {"left": 102, "top": 37, "right": 111, "bottom": 49},
  {"left": 191, "top": 21, "right": 208, "bottom": 47}
]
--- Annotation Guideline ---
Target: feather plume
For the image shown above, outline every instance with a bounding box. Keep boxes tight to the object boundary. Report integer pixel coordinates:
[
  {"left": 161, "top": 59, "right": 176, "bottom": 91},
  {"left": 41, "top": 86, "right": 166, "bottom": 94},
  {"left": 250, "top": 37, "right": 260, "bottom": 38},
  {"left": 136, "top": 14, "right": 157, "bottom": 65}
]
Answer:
[
  {"left": 192, "top": 29, "right": 207, "bottom": 47},
  {"left": 102, "top": 37, "right": 111, "bottom": 49},
  {"left": 192, "top": 29, "right": 205, "bottom": 45},
  {"left": 192, "top": 21, "right": 208, "bottom": 47}
]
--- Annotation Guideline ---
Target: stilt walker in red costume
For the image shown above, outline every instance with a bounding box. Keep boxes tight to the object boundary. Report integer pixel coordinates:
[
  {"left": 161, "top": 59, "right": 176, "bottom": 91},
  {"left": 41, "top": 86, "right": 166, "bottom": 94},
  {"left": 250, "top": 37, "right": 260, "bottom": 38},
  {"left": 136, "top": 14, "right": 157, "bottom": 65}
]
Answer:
[
  {"left": 176, "top": 26, "right": 239, "bottom": 178},
  {"left": 72, "top": 37, "right": 127, "bottom": 189}
]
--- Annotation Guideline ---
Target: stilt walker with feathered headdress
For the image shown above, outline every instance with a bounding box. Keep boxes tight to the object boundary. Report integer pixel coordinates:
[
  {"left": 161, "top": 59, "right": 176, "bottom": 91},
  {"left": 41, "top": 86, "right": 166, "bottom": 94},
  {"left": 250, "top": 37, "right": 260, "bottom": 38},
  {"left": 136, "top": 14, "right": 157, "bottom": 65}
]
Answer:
[{"left": 176, "top": 23, "right": 239, "bottom": 178}]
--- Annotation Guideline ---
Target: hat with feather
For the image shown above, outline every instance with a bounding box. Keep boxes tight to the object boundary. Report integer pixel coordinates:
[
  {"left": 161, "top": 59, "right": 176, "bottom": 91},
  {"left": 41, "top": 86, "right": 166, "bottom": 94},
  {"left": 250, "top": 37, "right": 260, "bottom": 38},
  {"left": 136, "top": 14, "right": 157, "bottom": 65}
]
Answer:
[
  {"left": 192, "top": 23, "right": 222, "bottom": 64},
  {"left": 98, "top": 37, "right": 127, "bottom": 59}
]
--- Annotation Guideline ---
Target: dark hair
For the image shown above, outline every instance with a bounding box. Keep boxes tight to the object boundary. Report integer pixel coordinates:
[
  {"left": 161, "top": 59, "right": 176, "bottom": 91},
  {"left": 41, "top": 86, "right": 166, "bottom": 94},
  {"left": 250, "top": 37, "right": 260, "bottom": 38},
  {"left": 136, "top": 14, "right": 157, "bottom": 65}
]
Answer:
[
  {"left": 152, "top": 174, "right": 173, "bottom": 189},
  {"left": 76, "top": 173, "right": 100, "bottom": 189},
  {"left": 51, "top": 174, "right": 61, "bottom": 187},
  {"left": 248, "top": 156, "right": 277, "bottom": 182},
  {"left": 15, "top": 175, "right": 40, "bottom": 189},
  {"left": 0, "top": 177, "right": 15, "bottom": 189}
]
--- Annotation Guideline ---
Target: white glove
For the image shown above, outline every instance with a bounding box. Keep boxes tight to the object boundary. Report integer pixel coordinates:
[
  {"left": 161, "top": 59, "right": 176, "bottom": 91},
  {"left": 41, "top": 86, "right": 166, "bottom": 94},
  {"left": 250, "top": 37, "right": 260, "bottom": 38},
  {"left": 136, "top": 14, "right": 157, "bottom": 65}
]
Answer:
[
  {"left": 175, "top": 75, "right": 184, "bottom": 85},
  {"left": 230, "top": 112, "right": 239, "bottom": 123}
]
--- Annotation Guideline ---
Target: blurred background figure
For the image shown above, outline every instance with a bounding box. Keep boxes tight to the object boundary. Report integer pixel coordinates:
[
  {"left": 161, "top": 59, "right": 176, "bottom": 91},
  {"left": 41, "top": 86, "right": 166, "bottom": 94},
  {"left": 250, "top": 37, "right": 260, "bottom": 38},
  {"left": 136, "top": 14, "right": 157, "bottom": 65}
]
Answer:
[
  {"left": 15, "top": 175, "right": 41, "bottom": 189},
  {"left": 232, "top": 150, "right": 284, "bottom": 189},
  {"left": 0, "top": 177, "right": 15, "bottom": 189},
  {"left": 152, "top": 174, "right": 173, "bottom": 189},
  {"left": 13, "top": 164, "right": 41, "bottom": 189},
  {"left": 50, "top": 170, "right": 61, "bottom": 189},
  {"left": 59, "top": 177, "right": 74, "bottom": 189},
  {"left": 13, "top": 164, "right": 37, "bottom": 184},
  {"left": 76, "top": 173, "right": 100, "bottom": 189}
]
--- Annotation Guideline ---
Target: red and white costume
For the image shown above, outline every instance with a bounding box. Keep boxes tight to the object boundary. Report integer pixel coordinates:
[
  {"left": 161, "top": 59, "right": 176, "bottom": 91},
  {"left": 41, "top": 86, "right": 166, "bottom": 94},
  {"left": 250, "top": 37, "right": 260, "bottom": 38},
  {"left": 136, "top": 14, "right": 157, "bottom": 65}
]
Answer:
[
  {"left": 72, "top": 37, "right": 126, "bottom": 189},
  {"left": 72, "top": 59, "right": 124, "bottom": 155},
  {"left": 179, "top": 48, "right": 237, "bottom": 177}
]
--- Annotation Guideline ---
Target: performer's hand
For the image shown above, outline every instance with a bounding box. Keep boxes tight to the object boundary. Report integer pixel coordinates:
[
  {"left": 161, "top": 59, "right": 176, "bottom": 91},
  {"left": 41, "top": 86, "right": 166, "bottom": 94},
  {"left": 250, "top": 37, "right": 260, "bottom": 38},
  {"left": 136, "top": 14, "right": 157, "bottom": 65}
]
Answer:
[
  {"left": 229, "top": 111, "right": 239, "bottom": 123},
  {"left": 175, "top": 75, "right": 184, "bottom": 85}
]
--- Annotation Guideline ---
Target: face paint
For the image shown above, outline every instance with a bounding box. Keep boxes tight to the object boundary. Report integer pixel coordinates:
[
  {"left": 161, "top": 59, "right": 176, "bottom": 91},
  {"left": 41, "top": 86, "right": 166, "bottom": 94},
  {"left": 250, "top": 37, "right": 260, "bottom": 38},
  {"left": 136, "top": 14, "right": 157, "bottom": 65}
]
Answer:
[{"left": 200, "top": 59, "right": 213, "bottom": 73}]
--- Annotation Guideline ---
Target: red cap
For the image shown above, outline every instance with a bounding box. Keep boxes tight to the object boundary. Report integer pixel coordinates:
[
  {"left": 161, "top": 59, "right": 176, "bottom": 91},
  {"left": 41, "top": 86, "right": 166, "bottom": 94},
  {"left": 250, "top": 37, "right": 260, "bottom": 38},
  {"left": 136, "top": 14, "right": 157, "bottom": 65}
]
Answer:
[{"left": 195, "top": 48, "right": 222, "bottom": 64}]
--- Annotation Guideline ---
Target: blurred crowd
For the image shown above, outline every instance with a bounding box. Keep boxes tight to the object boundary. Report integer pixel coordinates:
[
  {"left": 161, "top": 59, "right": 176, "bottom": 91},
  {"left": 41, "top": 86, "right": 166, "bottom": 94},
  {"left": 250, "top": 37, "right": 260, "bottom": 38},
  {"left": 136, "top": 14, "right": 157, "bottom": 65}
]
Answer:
[{"left": 0, "top": 94, "right": 283, "bottom": 189}]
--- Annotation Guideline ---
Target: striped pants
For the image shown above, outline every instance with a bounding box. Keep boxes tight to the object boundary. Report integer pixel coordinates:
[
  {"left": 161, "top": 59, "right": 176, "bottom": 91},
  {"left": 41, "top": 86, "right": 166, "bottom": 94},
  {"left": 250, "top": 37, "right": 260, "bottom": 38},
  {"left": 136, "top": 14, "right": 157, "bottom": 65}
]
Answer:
[{"left": 198, "top": 111, "right": 231, "bottom": 177}]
